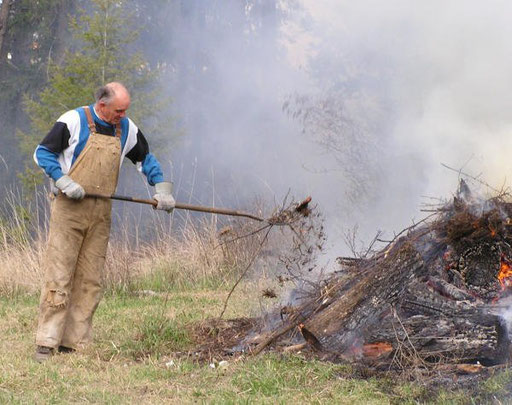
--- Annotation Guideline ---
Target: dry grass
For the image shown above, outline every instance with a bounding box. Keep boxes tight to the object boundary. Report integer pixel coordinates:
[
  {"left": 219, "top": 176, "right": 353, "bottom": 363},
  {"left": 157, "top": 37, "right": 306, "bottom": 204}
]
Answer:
[
  {"left": 0, "top": 191, "right": 276, "bottom": 297},
  {"left": 101, "top": 210, "right": 275, "bottom": 296},
  {"left": 0, "top": 233, "right": 45, "bottom": 294},
  {"left": 0, "top": 191, "right": 48, "bottom": 295}
]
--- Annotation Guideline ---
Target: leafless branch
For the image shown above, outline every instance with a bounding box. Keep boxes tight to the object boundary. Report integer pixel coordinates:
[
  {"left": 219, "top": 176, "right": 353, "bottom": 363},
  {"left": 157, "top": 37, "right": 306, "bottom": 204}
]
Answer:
[{"left": 219, "top": 225, "right": 273, "bottom": 319}]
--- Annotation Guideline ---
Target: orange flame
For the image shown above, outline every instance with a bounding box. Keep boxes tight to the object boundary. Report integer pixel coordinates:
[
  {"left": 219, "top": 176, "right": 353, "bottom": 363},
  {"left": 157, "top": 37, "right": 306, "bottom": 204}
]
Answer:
[
  {"left": 498, "top": 259, "right": 512, "bottom": 289},
  {"left": 362, "top": 342, "right": 393, "bottom": 358}
]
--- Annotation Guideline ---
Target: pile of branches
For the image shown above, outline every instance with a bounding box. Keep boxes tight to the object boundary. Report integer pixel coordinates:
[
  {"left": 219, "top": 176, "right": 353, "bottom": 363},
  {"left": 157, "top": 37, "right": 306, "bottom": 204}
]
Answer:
[{"left": 244, "top": 180, "right": 512, "bottom": 380}]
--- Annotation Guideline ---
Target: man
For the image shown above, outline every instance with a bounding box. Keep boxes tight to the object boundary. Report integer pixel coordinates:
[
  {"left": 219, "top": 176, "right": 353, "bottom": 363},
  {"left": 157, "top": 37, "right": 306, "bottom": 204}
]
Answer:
[{"left": 33, "top": 82, "right": 175, "bottom": 362}]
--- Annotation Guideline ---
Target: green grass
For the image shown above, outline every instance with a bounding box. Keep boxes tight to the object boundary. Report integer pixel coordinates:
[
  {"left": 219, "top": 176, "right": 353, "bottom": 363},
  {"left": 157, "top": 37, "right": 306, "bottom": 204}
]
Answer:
[
  {"left": 0, "top": 286, "right": 510, "bottom": 404},
  {"left": 106, "top": 261, "right": 241, "bottom": 298},
  {"left": 97, "top": 296, "right": 193, "bottom": 361},
  {"left": 132, "top": 261, "right": 234, "bottom": 291}
]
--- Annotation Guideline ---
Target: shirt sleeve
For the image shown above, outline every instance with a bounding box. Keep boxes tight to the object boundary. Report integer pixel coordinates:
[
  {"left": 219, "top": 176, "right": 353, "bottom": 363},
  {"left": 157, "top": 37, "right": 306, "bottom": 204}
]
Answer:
[
  {"left": 33, "top": 120, "right": 72, "bottom": 181},
  {"left": 125, "top": 128, "right": 165, "bottom": 186},
  {"left": 39, "top": 122, "right": 71, "bottom": 153},
  {"left": 33, "top": 145, "right": 64, "bottom": 181}
]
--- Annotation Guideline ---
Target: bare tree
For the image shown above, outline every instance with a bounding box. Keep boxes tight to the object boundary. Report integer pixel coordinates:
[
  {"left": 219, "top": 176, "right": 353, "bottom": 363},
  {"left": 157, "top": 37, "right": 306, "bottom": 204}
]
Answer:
[{"left": 284, "top": 89, "right": 385, "bottom": 208}]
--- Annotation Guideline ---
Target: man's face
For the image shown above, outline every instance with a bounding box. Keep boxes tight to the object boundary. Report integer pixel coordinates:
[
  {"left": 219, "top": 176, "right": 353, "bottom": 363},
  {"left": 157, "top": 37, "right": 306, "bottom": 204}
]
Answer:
[{"left": 98, "top": 93, "right": 131, "bottom": 125}]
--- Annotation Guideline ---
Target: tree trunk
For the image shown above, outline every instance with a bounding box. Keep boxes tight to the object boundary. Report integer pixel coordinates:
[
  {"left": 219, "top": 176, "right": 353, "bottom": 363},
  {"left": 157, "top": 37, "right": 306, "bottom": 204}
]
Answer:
[{"left": 0, "top": 0, "right": 11, "bottom": 63}]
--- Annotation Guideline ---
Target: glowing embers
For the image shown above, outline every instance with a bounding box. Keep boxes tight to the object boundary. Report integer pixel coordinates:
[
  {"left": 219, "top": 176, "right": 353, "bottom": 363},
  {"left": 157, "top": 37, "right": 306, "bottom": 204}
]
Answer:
[
  {"left": 497, "top": 256, "right": 512, "bottom": 289},
  {"left": 348, "top": 339, "right": 394, "bottom": 360},
  {"left": 362, "top": 342, "right": 393, "bottom": 359},
  {"left": 489, "top": 225, "right": 497, "bottom": 237}
]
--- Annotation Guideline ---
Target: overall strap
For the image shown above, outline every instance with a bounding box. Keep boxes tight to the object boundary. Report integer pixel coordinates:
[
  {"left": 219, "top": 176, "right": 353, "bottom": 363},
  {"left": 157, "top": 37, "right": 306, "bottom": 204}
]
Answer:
[
  {"left": 83, "top": 106, "right": 96, "bottom": 133},
  {"left": 114, "top": 124, "right": 121, "bottom": 139},
  {"left": 84, "top": 106, "right": 121, "bottom": 138}
]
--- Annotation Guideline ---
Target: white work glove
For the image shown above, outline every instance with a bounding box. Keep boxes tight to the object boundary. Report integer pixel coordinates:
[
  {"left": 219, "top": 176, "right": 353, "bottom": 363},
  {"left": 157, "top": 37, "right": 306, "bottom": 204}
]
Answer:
[
  {"left": 153, "top": 182, "right": 176, "bottom": 213},
  {"left": 55, "top": 175, "right": 85, "bottom": 200},
  {"left": 49, "top": 179, "right": 59, "bottom": 196}
]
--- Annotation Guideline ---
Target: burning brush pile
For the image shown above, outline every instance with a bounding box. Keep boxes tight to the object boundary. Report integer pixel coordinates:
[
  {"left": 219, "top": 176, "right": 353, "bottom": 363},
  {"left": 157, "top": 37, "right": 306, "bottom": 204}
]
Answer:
[{"left": 244, "top": 180, "right": 512, "bottom": 375}]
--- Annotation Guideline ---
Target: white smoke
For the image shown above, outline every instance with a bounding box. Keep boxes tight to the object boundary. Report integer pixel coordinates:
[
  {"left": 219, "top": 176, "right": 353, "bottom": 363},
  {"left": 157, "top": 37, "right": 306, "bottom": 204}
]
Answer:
[{"left": 155, "top": 0, "right": 512, "bottom": 255}]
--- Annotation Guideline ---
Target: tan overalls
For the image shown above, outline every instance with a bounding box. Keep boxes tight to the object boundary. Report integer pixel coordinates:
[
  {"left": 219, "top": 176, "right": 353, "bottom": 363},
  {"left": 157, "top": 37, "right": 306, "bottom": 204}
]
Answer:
[{"left": 36, "top": 106, "right": 121, "bottom": 350}]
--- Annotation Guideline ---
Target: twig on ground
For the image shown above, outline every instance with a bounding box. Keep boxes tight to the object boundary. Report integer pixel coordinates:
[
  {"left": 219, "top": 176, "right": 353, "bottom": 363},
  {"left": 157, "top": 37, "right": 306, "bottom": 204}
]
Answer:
[{"left": 218, "top": 226, "right": 273, "bottom": 319}]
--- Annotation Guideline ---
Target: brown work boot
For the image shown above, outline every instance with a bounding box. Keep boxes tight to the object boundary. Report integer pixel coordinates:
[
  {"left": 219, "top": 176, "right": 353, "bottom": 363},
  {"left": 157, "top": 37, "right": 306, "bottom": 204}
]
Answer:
[
  {"left": 34, "top": 345, "right": 54, "bottom": 363},
  {"left": 58, "top": 346, "right": 76, "bottom": 354}
]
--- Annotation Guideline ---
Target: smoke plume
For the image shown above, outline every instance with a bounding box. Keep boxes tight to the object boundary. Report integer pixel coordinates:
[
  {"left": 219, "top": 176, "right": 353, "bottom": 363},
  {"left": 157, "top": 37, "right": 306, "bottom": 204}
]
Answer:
[{"left": 146, "top": 0, "right": 512, "bottom": 254}]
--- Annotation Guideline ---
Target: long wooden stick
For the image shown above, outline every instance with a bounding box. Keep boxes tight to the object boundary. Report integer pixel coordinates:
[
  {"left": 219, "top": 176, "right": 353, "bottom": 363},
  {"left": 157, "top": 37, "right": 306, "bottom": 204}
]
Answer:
[{"left": 86, "top": 193, "right": 264, "bottom": 222}]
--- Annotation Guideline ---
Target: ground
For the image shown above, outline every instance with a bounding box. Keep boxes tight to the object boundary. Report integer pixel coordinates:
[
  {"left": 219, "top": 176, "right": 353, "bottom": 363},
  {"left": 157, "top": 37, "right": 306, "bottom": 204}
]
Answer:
[{"left": 1, "top": 278, "right": 510, "bottom": 404}]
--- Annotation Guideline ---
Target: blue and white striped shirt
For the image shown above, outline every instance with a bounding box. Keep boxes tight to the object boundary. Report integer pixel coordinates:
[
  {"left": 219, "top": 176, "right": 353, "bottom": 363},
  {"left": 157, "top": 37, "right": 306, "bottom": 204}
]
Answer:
[{"left": 34, "top": 104, "right": 164, "bottom": 186}]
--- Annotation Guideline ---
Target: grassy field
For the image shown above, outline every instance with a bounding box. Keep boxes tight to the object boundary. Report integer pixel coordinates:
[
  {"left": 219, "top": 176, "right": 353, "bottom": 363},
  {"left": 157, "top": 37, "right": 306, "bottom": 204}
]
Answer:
[
  {"left": 1, "top": 279, "right": 510, "bottom": 404},
  {"left": 1, "top": 202, "right": 511, "bottom": 404}
]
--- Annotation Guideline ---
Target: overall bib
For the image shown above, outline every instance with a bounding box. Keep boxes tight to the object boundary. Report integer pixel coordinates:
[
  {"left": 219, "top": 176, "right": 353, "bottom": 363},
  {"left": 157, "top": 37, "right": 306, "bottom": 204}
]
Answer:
[{"left": 36, "top": 106, "right": 121, "bottom": 349}]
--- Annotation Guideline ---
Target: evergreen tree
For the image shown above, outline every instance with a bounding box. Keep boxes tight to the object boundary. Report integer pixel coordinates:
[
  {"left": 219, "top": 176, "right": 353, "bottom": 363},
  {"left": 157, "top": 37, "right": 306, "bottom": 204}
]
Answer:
[
  {"left": 0, "top": 0, "right": 72, "bottom": 190},
  {"left": 19, "top": 0, "right": 171, "bottom": 186}
]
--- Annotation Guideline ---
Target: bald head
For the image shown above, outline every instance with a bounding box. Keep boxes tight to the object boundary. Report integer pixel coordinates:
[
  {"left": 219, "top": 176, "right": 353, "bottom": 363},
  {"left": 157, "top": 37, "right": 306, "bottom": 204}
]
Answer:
[{"left": 94, "top": 82, "right": 131, "bottom": 125}]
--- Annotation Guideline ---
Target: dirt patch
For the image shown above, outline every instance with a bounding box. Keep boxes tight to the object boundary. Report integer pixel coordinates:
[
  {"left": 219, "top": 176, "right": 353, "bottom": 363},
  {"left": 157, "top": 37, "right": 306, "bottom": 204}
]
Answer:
[{"left": 182, "top": 317, "right": 258, "bottom": 363}]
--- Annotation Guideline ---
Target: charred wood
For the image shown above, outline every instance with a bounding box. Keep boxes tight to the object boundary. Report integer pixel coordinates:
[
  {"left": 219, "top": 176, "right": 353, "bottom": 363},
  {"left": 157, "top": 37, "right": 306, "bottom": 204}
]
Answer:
[{"left": 246, "top": 183, "right": 512, "bottom": 373}]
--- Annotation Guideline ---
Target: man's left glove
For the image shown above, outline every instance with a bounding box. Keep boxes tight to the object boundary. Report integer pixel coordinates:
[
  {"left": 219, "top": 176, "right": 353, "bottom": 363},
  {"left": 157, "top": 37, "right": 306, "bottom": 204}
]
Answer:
[{"left": 153, "top": 182, "right": 176, "bottom": 213}]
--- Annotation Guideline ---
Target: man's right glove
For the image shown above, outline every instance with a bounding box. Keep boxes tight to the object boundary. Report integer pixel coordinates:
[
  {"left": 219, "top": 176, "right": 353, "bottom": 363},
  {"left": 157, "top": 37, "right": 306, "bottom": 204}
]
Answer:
[
  {"left": 55, "top": 175, "right": 86, "bottom": 200},
  {"left": 153, "top": 181, "right": 176, "bottom": 213}
]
